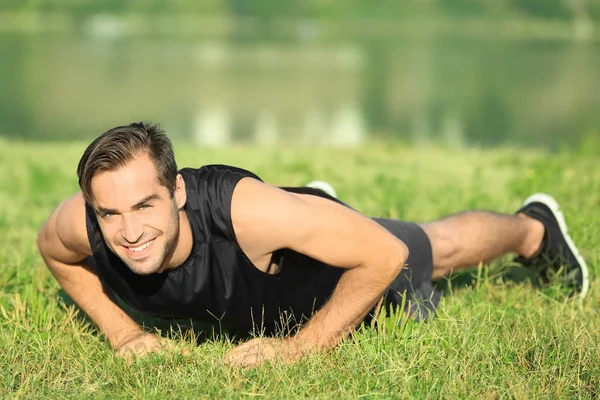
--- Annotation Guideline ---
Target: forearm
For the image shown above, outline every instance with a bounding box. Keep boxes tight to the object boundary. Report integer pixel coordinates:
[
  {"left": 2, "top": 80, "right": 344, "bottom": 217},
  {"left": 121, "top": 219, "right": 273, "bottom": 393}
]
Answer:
[
  {"left": 44, "top": 257, "right": 142, "bottom": 349},
  {"left": 294, "top": 251, "right": 407, "bottom": 350}
]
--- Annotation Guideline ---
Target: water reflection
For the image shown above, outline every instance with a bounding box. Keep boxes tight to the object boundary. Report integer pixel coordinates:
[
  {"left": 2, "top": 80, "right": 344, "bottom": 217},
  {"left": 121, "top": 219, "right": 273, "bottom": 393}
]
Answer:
[{"left": 0, "top": 25, "right": 599, "bottom": 148}]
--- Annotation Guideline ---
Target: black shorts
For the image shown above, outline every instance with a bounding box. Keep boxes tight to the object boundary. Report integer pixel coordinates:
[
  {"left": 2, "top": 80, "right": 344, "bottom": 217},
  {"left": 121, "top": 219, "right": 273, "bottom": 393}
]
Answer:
[{"left": 372, "top": 218, "right": 440, "bottom": 321}]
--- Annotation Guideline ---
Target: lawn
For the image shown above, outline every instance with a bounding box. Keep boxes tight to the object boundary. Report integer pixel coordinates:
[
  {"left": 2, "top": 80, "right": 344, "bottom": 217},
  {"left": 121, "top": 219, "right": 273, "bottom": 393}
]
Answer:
[{"left": 0, "top": 138, "right": 598, "bottom": 398}]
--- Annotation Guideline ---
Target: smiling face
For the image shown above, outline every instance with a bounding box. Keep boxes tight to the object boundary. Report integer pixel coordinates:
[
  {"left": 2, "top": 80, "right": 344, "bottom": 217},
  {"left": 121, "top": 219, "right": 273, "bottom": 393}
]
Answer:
[{"left": 90, "top": 153, "right": 187, "bottom": 275}]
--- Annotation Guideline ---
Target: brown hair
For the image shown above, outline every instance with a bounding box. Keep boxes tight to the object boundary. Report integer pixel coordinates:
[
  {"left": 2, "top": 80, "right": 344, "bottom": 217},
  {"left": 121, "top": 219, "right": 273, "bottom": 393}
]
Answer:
[{"left": 76, "top": 122, "right": 178, "bottom": 205}]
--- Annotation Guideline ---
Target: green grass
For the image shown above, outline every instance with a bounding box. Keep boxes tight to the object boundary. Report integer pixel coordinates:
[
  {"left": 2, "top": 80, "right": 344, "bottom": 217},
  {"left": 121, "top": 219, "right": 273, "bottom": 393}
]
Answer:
[{"left": 1, "top": 138, "right": 599, "bottom": 399}]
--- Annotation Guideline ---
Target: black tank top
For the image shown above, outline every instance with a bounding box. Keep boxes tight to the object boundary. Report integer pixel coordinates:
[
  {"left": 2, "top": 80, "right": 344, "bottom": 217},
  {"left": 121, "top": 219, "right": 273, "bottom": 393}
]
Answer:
[{"left": 85, "top": 164, "right": 345, "bottom": 336}]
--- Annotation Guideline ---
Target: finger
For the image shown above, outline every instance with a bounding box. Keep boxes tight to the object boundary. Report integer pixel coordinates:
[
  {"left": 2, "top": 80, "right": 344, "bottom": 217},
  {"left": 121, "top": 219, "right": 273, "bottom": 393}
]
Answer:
[
  {"left": 117, "top": 347, "right": 137, "bottom": 364},
  {"left": 180, "top": 347, "right": 191, "bottom": 356},
  {"left": 241, "top": 354, "right": 258, "bottom": 369},
  {"left": 231, "top": 338, "right": 263, "bottom": 352},
  {"left": 225, "top": 346, "right": 255, "bottom": 366},
  {"left": 225, "top": 341, "right": 257, "bottom": 361},
  {"left": 243, "top": 345, "right": 281, "bottom": 368},
  {"left": 224, "top": 347, "right": 246, "bottom": 364},
  {"left": 228, "top": 344, "right": 278, "bottom": 369},
  {"left": 236, "top": 350, "right": 259, "bottom": 368},
  {"left": 117, "top": 347, "right": 131, "bottom": 360},
  {"left": 134, "top": 341, "right": 154, "bottom": 356}
]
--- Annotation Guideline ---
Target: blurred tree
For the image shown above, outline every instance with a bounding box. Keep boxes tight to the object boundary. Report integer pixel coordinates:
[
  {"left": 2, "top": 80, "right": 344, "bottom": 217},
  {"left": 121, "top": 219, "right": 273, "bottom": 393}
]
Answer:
[
  {"left": 0, "top": 0, "right": 598, "bottom": 22},
  {"left": 361, "top": 39, "right": 391, "bottom": 132},
  {"left": 465, "top": 87, "right": 511, "bottom": 146},
  {"left": 509, "top": 0, "right": 572, "bottom": 19},
  {"left": 0, "top": 36, "right": 35, "bottom": 138}
]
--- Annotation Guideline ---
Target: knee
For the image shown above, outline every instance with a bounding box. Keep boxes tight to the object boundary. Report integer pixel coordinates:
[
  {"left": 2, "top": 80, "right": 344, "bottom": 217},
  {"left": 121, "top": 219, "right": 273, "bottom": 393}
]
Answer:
[{"left": 421, "top": 223, "right": 460, "bottom": 278}]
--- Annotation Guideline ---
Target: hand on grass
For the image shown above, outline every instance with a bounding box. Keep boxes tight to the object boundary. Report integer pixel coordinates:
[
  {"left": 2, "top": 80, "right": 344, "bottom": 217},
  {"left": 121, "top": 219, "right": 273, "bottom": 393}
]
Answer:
[
  {"left": 224, "top": 337, "right": 307, "bottom": 369},
  {"left": 115, "top": 332, "right": 189, "bottom": 361}
]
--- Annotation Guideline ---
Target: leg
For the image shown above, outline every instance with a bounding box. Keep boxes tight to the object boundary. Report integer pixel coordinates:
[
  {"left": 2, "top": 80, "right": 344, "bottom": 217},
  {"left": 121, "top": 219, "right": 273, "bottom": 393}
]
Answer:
[{"left": 421, "top": 211, "right": 545, "bottom": 279}]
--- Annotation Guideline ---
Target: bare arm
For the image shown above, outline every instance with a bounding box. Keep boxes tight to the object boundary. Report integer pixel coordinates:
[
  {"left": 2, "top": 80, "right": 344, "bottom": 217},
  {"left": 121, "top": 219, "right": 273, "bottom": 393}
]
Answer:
[
  {"left": 227, "top": 178, "right": 408, "bottom": 365},
  {"left": 37, "top": 193, "right": 145, "bottom": 351}
]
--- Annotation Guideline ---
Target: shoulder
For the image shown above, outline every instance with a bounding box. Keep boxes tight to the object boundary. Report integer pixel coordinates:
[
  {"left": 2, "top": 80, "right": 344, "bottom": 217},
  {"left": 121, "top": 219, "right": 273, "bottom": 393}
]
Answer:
[
  {"left": 229, "top": 178, "right": 344, "bottom": 256},
  {"left": 56, "top": 193, "right": 91, "bottom": 252},
  {"left": 231, "top": 177, "right": 315, "bottom": 226},
  {"left": 180, "top": 165, "right": 262, "bottom": 188},
  {"left": 180, "top": 165, "right": 264, "bottom": 240},
  {"left": 180, "top": 164, "right": 263, "bottom": 209},
  {"left": 38, "top": 192, "right": 92, "bottom": 261}
]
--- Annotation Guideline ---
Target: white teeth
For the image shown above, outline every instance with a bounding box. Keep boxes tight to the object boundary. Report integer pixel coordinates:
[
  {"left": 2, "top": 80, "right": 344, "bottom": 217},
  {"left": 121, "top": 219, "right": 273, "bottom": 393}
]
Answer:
[{"left": 129, "top": 240, "right": 153, "bottom": 252}]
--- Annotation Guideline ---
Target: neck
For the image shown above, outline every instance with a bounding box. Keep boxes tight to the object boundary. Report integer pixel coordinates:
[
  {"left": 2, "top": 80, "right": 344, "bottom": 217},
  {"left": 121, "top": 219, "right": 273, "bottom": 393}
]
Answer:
[{"left": 161, "top": 208, "right": 193, "bottom": 271}]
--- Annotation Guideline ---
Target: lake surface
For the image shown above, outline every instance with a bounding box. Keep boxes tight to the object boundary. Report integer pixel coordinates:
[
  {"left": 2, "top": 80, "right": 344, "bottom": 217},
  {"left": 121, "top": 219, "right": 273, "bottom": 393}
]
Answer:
[{"left": 1, "top": 16, "right": 599, "bottom": 149}]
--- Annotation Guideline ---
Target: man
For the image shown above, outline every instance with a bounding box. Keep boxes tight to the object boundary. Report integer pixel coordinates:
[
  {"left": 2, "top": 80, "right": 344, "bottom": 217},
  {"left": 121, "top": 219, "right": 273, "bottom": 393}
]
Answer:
[{"left": 37, "top": 122, "right": 589, "bottom": 368}]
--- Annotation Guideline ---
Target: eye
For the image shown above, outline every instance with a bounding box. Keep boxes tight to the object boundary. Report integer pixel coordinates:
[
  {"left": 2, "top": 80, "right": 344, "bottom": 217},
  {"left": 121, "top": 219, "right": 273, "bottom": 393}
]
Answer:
[
  {"left": 102, "top": 212, "right": 116, "bottom": 219},
  {"left": 139, "top": 204, "right": 151, "bottom": 210}
]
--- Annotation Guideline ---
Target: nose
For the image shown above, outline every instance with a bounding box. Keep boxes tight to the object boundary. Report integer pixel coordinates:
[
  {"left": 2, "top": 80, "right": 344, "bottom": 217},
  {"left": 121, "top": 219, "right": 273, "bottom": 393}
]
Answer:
[{"left": 120, "top": 213, "right": 143, "bottom": 244}]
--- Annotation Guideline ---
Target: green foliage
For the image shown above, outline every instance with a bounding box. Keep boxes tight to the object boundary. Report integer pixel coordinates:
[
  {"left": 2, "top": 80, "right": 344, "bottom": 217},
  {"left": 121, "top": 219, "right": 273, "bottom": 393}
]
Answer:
[
  {"left": 509, "top": 0, "right": 572, "bottom": 19},
  {"left": 0, "top": 0, "right": 227, "bottom": 15},
  {"left": 0, "top": 0, "right": 595, "bottom": 21},
  {"left": 1, "top": 140, "right": 599, "bottom": 398}
]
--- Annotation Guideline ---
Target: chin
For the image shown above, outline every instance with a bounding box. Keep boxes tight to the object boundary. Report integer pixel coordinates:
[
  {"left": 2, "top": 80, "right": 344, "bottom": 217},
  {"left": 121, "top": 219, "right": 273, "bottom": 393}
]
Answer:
[
  {"left": 126, "top": 259, "right": 163, "bottom": 276},
  {"left": 130, "top": 266, "right": 162, "bottom": 276}
]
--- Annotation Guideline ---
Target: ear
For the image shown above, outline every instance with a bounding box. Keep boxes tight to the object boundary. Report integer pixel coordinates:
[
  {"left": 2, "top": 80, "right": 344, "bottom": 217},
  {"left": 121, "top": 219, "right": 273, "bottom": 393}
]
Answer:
[{"left": 174, "top": 174, "right": 187, "bottom": 209}]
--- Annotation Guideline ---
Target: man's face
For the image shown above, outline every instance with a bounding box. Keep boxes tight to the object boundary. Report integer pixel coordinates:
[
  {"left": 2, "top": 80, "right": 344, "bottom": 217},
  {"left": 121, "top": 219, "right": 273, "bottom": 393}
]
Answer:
[{"left": 90, "top": 154, "right": 185, "bottom": 275}]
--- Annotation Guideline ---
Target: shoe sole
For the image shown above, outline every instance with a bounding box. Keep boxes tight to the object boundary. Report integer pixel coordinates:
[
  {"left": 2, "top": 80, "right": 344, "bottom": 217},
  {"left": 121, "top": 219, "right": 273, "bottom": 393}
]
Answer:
[
  {"left": 305, "top": 180, "right": 337, "bottom": 198},
  {"left": 523, "top": 193, "right": 590, "bottom": 300}
]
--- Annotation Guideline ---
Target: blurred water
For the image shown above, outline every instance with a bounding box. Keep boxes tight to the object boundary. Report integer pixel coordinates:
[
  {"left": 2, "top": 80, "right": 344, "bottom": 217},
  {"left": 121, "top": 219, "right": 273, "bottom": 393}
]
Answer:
[{"left": 1, "top": 18, "right": 599, "bottom": 149}]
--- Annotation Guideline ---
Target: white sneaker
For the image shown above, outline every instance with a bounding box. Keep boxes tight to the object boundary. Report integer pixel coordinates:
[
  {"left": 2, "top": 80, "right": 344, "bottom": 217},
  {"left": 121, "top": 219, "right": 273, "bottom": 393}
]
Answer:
[{"left": 305, "top": 180, "right": 337, "bottom": 198}]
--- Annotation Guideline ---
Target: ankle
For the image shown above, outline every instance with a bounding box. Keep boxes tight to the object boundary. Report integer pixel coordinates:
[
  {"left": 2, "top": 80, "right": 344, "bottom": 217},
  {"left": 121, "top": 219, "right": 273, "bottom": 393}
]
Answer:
[{"left": 517, "top": 213, "right": 545, "bottom": 258}]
